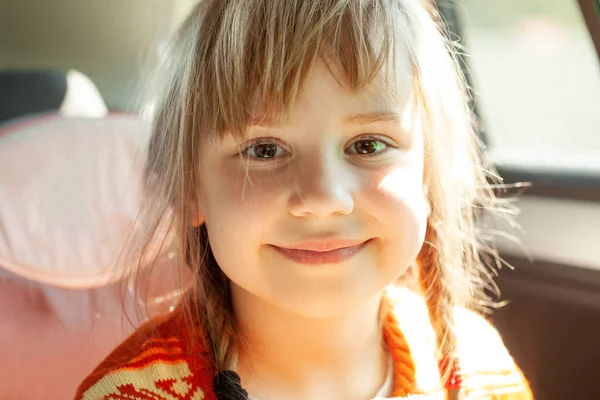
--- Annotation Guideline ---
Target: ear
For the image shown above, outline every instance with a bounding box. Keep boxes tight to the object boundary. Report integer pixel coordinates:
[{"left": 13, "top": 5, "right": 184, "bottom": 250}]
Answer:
[
  {"left": 423, "top": 184, "right": 432, "bottom": 218},
  {"left": 189, "top": 199, "right": 206, "bottom": 227}
]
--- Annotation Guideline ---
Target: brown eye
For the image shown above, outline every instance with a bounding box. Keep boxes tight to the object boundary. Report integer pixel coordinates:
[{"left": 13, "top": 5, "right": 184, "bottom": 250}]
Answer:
[
  {"left": 252, "top": 143, "right": 278, "bottom": 158},
  {"left": 244, "top": 140, "right": 287, "bottom": 160},
  {"left": 351, "top": 139, "right": 387, "bottom": 155}
]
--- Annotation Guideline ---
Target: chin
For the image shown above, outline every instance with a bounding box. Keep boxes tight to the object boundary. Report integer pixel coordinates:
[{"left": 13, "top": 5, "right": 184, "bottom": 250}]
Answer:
[{"left": 274, "top": 287, "right": 381, "bottom": 320}]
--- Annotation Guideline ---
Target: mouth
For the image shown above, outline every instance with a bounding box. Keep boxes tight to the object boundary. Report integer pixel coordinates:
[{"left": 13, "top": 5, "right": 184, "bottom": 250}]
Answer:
[{"left": 269, "top": 239, "right": 372, "bottom": 265}]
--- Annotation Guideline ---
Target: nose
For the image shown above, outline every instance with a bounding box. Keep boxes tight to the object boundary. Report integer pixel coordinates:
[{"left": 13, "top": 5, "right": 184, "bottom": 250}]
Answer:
[{"left": 287, "top": 155, "right": 355, "bottom": 218}]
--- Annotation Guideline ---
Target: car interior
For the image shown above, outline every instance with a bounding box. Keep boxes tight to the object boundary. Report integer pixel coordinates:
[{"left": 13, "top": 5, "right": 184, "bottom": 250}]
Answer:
[{"left": 0, "top": 1, "right": 599, "bottom": 399}]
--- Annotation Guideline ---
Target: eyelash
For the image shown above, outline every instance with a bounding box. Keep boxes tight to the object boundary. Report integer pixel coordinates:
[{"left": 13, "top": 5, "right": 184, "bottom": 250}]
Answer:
[
  {"left": 347, "top": 135, "right": 396, "bottom": 157},
  {"left": 240, "top": 135, "right": 397, "bottom": 162},
  {"left": 240, "top": 138, "right": 290, "bottom": 161}
]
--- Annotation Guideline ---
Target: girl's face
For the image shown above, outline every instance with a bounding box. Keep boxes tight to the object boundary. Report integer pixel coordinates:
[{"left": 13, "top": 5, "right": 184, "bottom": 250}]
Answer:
[{"left": 196, "top": 62, "right": 429, "bottom": 318}]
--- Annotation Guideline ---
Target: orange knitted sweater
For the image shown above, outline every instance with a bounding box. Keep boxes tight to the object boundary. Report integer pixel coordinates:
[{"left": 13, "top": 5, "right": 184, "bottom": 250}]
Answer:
[{"left": 74, "top": 288, "right": 532, "bottom": 400}]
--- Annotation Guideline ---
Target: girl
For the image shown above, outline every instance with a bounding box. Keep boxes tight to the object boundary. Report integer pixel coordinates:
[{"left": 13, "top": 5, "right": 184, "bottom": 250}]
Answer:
[{"left": 76, "top": 0, "right": 532, "bottom": 399}]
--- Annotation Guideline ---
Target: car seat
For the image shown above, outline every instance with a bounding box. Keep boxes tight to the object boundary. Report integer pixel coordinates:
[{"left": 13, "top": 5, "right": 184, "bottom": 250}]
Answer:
[
  {"left": 0, "top": 114, "right": 190, "bottom": 399},
  {"left": 0, "top": 69, "right": 108, "bottom": 124}
]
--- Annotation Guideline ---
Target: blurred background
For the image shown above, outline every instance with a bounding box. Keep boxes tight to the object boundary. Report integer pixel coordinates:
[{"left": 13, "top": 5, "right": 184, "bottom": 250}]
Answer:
[{"left": 0, "top": 1, "right": 599, "bottom": 399}]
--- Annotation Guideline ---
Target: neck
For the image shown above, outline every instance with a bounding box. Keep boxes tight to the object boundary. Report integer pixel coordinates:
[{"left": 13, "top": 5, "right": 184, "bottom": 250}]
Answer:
[{"left": 231, "top": 283, "right": 389, "bottom": 400}]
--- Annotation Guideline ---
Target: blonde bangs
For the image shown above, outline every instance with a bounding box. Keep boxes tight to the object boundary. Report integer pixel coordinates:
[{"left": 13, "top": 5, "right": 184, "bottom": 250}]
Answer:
[{"left": 182, "top": 0, "right": 415, "bottom": 140}]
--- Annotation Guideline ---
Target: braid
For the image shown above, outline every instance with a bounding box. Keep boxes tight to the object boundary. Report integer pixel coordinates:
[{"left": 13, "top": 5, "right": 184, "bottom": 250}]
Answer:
[
  {"left": 186, "top": 224, "right": 238, "bottom": 372},
  {"left": 418, "top": 224, "right": 462, "bottom": 400}
]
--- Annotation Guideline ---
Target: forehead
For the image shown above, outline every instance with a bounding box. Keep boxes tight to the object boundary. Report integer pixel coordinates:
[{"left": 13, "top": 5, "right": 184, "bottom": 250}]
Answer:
[{"left": 250, "top": 60, "right": 416, "bottom": 127}]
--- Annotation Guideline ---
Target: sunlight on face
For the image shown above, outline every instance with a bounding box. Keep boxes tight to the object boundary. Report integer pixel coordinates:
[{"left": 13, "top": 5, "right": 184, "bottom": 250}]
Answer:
[{"left": 196, "top": 61, "right": 428, "bottom": 319}]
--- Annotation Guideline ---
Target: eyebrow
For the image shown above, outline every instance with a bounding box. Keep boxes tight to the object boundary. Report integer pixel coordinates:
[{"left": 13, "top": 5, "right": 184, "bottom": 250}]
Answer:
[
  {"left": 246, "top": 111, "right": 402, "bottom": 128},
  {"left": 247, "top": 114, "right": 284, "bottom": 128},
  {"left": 248, "top": 119, "right": 282, "bottom": 128},
  {"left": 344, "top": 112, "right": 402, "bottom": 126}
]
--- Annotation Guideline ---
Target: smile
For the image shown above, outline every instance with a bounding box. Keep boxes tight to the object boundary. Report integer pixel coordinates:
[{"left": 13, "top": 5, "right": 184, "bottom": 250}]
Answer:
[{"left": 269, "top": 239, "right": 371, "bottom": 265}]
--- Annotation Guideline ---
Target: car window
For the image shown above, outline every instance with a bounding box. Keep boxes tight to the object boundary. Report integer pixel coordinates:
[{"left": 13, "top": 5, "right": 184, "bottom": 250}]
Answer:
[{"left": 456, "top": 0, "right": 600, "bottom": 170}]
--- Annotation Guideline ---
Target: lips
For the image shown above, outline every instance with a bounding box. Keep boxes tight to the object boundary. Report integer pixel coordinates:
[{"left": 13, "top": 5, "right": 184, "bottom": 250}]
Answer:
[{"left": 269, "top": 239, "right": 371, "bottom": 265}]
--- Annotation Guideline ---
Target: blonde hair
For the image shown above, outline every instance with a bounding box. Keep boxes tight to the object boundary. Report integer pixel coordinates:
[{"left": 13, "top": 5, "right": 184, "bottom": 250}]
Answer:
[{"left": 133, "top": 0, "right": 513, "bottom": 396}]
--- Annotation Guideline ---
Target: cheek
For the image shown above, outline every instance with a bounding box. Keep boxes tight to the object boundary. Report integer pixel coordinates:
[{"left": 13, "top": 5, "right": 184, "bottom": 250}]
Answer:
[
  {"left": 202, "top": 165, "right": 286, "bottom": 220},
  {"left": 364, "top": 165, "right": 429, "bottom": 269},
  {"left": 377, "top": 167, "right": 429, "bottom": 219},
  {"left": 199, "top": 168, "right": 286, "bottom": 276}
]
